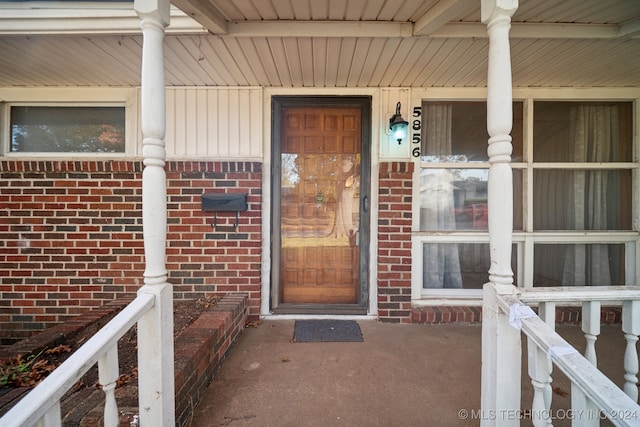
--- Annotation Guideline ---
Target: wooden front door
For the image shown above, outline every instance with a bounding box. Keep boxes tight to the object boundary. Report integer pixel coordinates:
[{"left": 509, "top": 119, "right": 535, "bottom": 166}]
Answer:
[{"left": 272, "top": 97, "right": 370, "bottom": 310}]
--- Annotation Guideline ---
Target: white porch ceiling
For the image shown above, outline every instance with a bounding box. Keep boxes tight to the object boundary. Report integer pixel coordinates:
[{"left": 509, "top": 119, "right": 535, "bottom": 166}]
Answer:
[{"left": 0, "top": 0, "right": 639, "bottom": 88}]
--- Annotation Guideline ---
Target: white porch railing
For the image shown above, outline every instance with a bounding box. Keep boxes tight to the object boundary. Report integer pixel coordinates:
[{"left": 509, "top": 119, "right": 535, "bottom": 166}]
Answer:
[
  {"left": 482, "top": 283, "right": 640, "bottom": 427},
  {"left": 0, "top": 287, "right": 169, "bottom": 427}
]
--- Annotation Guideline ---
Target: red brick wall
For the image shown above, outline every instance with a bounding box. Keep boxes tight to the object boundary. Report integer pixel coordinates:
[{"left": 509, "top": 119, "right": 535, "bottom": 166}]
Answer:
[
  {"left": 165, "top": 161, "right": 262, "bottom": 318},
  {"left": 0, "top": 160, "right": 261, "bottom": 342},
  {"left": 377, "top": 161, "right": 413, "bottom": 323}
]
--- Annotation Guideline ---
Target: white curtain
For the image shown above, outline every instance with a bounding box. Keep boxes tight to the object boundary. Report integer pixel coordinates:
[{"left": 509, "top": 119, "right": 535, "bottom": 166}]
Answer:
[
  {"left": 562, "top": 105, "right": 619, "bottom": 286},
  {"left": 421, "top": 105, "right": 463, "bottom": 288}
]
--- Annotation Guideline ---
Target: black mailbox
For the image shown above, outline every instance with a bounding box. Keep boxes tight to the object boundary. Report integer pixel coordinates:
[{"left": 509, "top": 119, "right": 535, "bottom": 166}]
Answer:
[
  {"left": 201, "top": 193, "right": 248, "bottom": 228},
  {"left": 201, "top": 193, "right": 248, "bottom": 212}
]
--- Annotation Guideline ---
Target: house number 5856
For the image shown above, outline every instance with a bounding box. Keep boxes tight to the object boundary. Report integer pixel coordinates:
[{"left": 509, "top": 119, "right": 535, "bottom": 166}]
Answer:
[{"left": 412, "top": 106, "right": 421, "bottom": 158}]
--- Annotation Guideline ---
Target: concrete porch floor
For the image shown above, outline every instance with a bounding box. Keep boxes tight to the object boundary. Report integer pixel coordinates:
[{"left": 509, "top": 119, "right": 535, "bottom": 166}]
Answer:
[{"left": 190, "top": 320, "right": 629, "bottom": 427}]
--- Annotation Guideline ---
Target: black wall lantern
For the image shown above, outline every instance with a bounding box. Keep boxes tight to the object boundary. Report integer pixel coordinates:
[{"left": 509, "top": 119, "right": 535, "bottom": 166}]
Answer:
[{"left": 389, "top": 102, "right": 409, "bottom": 144}]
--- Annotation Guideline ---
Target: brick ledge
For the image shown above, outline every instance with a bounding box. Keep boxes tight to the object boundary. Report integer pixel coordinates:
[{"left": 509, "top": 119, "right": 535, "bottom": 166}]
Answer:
[
  {"left": 410, "top": 305, "right": 623, "bottom": 325},
  {"left": 0, "top": 293, "right": 248, "bottom": 427}
]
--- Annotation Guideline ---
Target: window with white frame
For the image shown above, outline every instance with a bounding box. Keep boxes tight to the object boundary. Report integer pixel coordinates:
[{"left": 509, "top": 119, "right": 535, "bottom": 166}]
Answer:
[
  {"left": 530, "top": 101, "right": 633, "bottom": 287},
  {"left": 415, "top": 99, "right": 635, "bottom": 296},
  {"left": 9, "top": 105, "right": 126, "bottom": 154}
]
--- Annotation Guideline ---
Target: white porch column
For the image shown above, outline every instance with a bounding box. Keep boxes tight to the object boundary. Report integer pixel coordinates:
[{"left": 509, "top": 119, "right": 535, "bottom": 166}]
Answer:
[
  {"left": 134, "top": 0, "right": 175, "bottom": 426},
  {"left": 481, "top": 1, "right": 519, "bottom": 426},
  {"left": 484, "top": 0, "right": 517, "bottom": 286}
]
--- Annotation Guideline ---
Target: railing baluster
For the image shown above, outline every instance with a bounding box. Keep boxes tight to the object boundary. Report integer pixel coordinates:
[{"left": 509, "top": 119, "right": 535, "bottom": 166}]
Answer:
[
  {"left": 538, "top": 302, "right": 555, "bottom": 425},
  {"left": 581, "top": 301, "right": 601, "bottom": 426},
  {"left": 98, "top": 346, "right": 120, "bottom": 427},
  {"left": 528, "top": 336, "right": 551, "bottom": 427},
  {"left": 582, "top": 301, "right": 601, "bottom": 367},
  {"left": 622, "top": 300, "right": 640, "bottom": 402},
  {"left": 571, "top": 385, "right": 599, "bottom": 427},
  {"left": 36, "top": 402, "right": 61, "bottom": 427}
]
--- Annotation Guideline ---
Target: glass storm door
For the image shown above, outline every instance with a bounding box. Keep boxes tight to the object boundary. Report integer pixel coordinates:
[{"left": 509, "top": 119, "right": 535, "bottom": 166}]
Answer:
[{"left": 272, "top": 99, "right": 370, "bottom": 310}]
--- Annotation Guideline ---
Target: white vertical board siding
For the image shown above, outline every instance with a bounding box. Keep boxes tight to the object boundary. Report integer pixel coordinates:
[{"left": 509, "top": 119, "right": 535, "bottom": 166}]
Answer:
[
  {"left": 206, "top": 90, "right": 218, "bottom": 156},
  {"left": 164, "top": 87, "right": 263, "bottom": 159},
  {"left": 217, "top": 89, "right": 230, "bottom": 157},
  {"left": 243, "top": 89, "right": 262, "bottom": 158},
  {"left": 185, "top": 88, "right": 198, "bottom": 157},
  {"left": 380, "top": 88, "right": 411, "bottom": 159},
  {"left": 164, "top": 89, "right": 176, "bottom": 157},
  {"left": 196, "top": 90, "right": 208, "bottom": 155}
]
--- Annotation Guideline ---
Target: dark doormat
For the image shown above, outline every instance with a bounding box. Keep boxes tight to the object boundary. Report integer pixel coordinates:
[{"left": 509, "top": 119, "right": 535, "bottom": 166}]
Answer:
[{"left": 293, "top": 320, "right": 363, "bottom": 343}]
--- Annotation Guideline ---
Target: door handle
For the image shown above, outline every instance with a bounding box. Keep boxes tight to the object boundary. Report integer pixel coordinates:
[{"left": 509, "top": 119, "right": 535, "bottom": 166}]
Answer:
[{"left": 363, "top": 195, "right": 369, "bottom": 213}]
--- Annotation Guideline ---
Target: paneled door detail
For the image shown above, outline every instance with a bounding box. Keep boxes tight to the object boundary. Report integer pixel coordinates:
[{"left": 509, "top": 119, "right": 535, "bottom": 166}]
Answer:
[{"left": 279, "top": 106, "right": 362, "bottom": 304}]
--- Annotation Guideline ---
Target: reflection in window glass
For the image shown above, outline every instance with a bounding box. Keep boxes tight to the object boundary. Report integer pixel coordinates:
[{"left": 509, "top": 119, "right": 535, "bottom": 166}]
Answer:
[
  {"left": 416, "top": 99, "right": 635, "bottom": 293},
  {"left": 280, "top": 152, "right": 361, "bottom": 239},
  {"left": 422, "top": 243, "right": 517, "bottom": 289},
  {"left": 419, "top": 169, "right": 488, "bottom": 231},
  {"left": 420, "top": 101, "right": 523, "bottom": 163},
  {"left": 534, "top": 244, "right": 625, "bottom": 287},
  {"left": 11, "top": 106, "right": 125, "bottom": 153},
  {"left": 533, "top": 169, "right": 632, "bottom": 231},
  {"left": 533, "top": 102, "right": 632, "bottom": 163}
]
